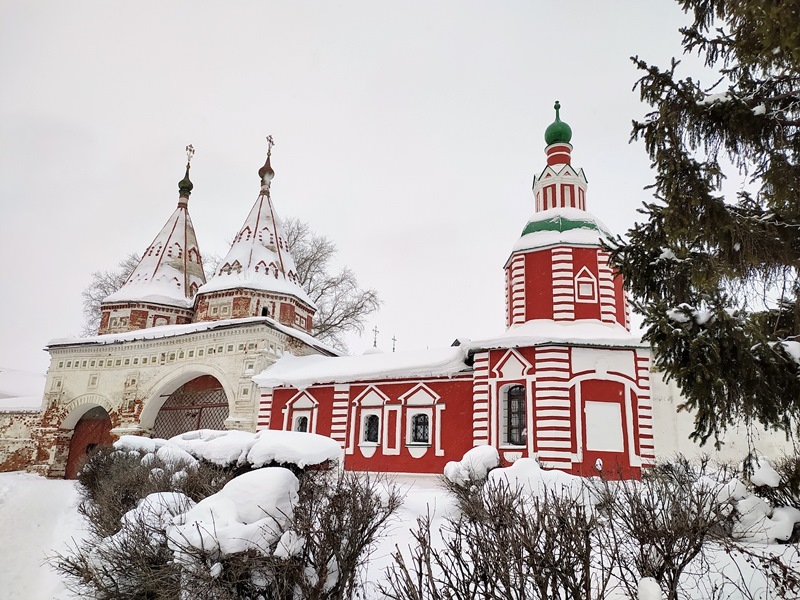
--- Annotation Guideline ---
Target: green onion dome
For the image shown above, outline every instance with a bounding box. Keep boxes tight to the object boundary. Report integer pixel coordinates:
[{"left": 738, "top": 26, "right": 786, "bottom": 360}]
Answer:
[{"left": 544, "top": 100, "right": 572, "bottom": 145}]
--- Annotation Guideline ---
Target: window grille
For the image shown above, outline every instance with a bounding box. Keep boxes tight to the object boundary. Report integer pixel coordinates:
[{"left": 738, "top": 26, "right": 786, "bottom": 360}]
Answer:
[
  {"left": 153, "top": 383, "right": 228, "bottom": 439},
  {"left": 411, "top": 414, "right": 429, "bottom": 443},
  {"left": 364, "top": 414, "right": 380, "bottom": 443},
  {"left": 506, "top": 385, "right": 527, "bottom": 446},
  {"left": 295, "top": 416, "right": 308, "bottom": 432}
]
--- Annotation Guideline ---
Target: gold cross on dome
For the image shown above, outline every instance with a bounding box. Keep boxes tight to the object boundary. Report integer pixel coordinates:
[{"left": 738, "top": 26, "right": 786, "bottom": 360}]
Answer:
[
  {"left": 185, "top": 144, "right": 195, "bottom": 164},
  {"left": 266, "top": 135, "right": 274, "bottom": 155}
]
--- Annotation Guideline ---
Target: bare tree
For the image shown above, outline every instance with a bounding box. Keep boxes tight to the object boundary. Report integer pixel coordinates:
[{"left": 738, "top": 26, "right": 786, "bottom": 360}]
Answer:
[
  {"left": 283, "top": 218, "right": 380, "bottom": 351},
  {"left": 80, "top": 253, "right": 141, "bottom": 336}
]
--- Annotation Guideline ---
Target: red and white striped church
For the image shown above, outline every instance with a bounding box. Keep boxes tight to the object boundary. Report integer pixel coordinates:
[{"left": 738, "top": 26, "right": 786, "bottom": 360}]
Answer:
[{"left": 254, "top": 102, "right": 654, "bottom": 478}]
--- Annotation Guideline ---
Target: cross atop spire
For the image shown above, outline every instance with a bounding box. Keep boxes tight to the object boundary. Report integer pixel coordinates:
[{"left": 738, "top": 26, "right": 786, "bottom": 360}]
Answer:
[
  {"left": 372, "top": 325, "right": 380, "bottom": 348},
  {"left": 178, "top": 144, "right": 195, "bottom": 200},
  {"left": 258, "top": 135, "right": 276, "bottom": 189}
]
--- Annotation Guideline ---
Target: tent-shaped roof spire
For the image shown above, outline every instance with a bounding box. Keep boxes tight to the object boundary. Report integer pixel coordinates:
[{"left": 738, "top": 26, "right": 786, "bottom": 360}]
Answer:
[
  {"left": 102, "top": 145, "right": 207, "bottom": 308},
  {"left": 197, "top": 137, "right": 315, "bottom": 308}
]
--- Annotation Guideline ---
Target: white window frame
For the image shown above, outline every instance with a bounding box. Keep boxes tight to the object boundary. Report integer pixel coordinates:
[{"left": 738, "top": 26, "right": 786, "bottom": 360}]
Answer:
[
  {"left": 360, "top": 409, "right": 381, "bottom": 446},
  {"left": 574, "top": 267, "right": 599, "bottom": 304},
  {"left": 406, "top": 409, "right": 432, "bottom": 446}
]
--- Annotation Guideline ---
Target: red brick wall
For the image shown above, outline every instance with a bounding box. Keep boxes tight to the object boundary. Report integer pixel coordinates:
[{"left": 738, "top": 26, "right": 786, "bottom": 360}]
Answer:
[
  {"left": 130, "top": 309, "right": 149, "bottom": 330},
  {"left": 232, "top": 296, "right": 252, "bottom": 318}
]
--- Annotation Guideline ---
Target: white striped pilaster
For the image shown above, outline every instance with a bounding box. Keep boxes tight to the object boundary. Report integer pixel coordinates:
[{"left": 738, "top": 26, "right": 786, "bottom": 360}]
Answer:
[
  {"left": 510, "top": 255, "right": 526, "bottom": 325},
  {"left": 329, "top": 384, "right": 350, "bottom": 447},
  {"left": 534, "top": 347, "right": 573, "bottom": 470},
  {"left": 256, "top": 388, "right": 273, "bottom": 431},
  {"left": 635, "top": 353, "right": 655, "bottom": 465},
  {"left": 472, "top": 352, "right": 490, "bottom": 445},
  {"left": 597, "top": 250, "right": 618, "bottom": 324},
  {"left": 551, "top": 248, "right": 575, "bottom": 321}
]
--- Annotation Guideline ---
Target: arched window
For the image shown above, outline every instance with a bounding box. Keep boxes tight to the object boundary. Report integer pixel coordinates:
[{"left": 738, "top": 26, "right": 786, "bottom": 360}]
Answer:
[
  {"left": 364, "top": 414, "right": 380, "bottom": 443},
  {"left": 505, "top": 385, "right": 527, "bottom": 446},
  {"left": 410, "top": 413, "right": 429, "bottom": 444},
  {"left": 295, "top": 416, "right": 308, "bottom": 432}
]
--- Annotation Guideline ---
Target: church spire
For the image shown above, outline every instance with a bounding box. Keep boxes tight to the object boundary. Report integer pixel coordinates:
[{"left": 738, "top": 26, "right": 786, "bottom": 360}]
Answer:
[
  {"left": 258, "top": 135, "right": 275, "bottom": 191},
  {"left": 544, "top": 100, "right": 574, "bottom": 168},
  {"left": 99, "top": 147, "right": 207, "bottom": 333},
  {"left": 195, "top": 138, "right": 316, "bottom": 331},
  {"left": 178, "top": 144, "right": 194, "bottom": 205}
]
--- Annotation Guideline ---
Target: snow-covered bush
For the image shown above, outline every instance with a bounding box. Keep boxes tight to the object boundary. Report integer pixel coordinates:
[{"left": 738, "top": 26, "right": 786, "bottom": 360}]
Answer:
[
  {"left": 76, "top": 443, "right": 233, "bottom": 538},
  {"left": 54, "top": 430, "right": 400, "bottom": 600},
  {"left": 383, "top": 475, "right": 608, "bottom": 600},
  {"left": 385, "top": 448, "right": 800, "bottom": 600}
]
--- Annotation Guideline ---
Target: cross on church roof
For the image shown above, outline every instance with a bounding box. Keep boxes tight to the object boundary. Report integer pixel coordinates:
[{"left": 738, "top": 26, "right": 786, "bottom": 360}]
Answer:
[{"left": 372, "top": 326, "right": 379, "bottom": 348}]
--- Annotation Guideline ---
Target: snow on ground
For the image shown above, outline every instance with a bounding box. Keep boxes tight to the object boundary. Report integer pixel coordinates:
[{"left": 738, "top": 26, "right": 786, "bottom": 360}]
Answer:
[
  {"left": 0, "top": 472, "right": 85, "bottom": 599},
  {"left": 0, "top": 462, "right": 797, "bottom": 599}
]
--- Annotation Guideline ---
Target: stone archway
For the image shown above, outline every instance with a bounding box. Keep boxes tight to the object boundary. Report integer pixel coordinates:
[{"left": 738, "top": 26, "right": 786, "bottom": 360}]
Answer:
[
  {"left": 65, "top": 406, "right": 114, "bottom": 479},
  {"left": 152, "top": 375, "right": 228, "bottom": 439}
]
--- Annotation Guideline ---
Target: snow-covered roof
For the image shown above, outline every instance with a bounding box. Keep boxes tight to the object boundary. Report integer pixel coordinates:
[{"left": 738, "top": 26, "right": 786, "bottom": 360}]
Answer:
[
  {"left": 512, "top": 207, "right": 613, "bottom": 253},
  {"left": 464, "top": 319, "right": 643, "bottom": 351},
  {"left": 253, "top": 346, "right": 471, "bottom": 389},
  {"left": 254, "top": 319, "right": 643, "bottom": 389},
  {"left": 103, "top": 197, "right": 205, "bottom": 308},
  {"left": 46, "top": 316, "right": 338, "bottom": 356},
  {"left": 0, "top": 367, "right": 45, "bottom": 412},
  {"left": 197, "top": 179, "right": 315, "bottom": 309}
]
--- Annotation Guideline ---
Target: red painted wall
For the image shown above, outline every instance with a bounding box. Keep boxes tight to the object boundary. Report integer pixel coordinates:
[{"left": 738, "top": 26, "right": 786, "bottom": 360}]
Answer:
[
  {"left": 270, "top": 378, "right": 474, "bottom": 474},
  {"left": 523, "top": 250, "right": 554, "bottom": 320}
]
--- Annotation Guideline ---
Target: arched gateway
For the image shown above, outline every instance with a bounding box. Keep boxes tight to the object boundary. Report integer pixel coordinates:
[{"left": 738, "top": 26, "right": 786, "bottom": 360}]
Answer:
[
  {"left": 152, "top": 375, "right": 228, "bottom": 439},
  {"left": 65, "top": 406, "right": 114, "bottom": 479}
]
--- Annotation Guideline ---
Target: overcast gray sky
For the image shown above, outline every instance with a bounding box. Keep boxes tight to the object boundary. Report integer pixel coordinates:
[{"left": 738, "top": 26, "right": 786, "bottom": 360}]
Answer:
[{"left": 1, "top": 1, "right": 691, "bottom": 373}]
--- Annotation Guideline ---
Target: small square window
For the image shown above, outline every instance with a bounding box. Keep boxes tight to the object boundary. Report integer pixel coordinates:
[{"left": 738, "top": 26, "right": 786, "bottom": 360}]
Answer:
[
  {"left": 238, "top": 343, "right": 245, "bottom": 351},
  {"left": 199, "top": 349, "right": 204, "bottom": 357},
  {"left": 227, "top": 344, "right": 233, "bottom": 352},
  {"left": 211, "top": 307, "right": 219, "bottom": 315},
  {"left": 115, "top": 359, "right": 121, "bottom": 366},
  {"left": 88, "top": 374, "right": 98, "bottom": 387},
  {"left": 142, "top": 357, "right": 148, "bottom": 364},
  {"left": 217, "top": 346, "right": 224, "bottom": 354},
  {"left": 82, "top": 361, "right": 88, "bottom": 368},
  {"left": 188, "top": 350, "right": 194, "bottom": 358},
  {"left": 90, "top": 360, "right": 96, "bottom": 367},
  {"left": 168, "top": 353, "right": 176, "bottom": 362},
  {"left": 124, "top": 358, "right": 130, "bottom": 365},
  {"left": 178, "top": 350, "right": 184, "bottom": 359},
  {"left": 133, "top": 357, "right": 139, "bottom": 365},
  {"left": 242, "top": 388, "right": 249, "bottom": 396},
  {"left": 66, "top": 361, "right": 72, "bottom": 368},
  {"left": 58, "top": 362, "right": 64, "bottom": 368}
]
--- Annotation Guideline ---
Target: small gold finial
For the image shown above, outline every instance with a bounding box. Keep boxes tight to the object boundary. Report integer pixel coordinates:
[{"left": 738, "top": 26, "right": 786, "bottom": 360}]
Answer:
[{"left": 186, "top": 144, "right": 195, "bottom": 165}]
